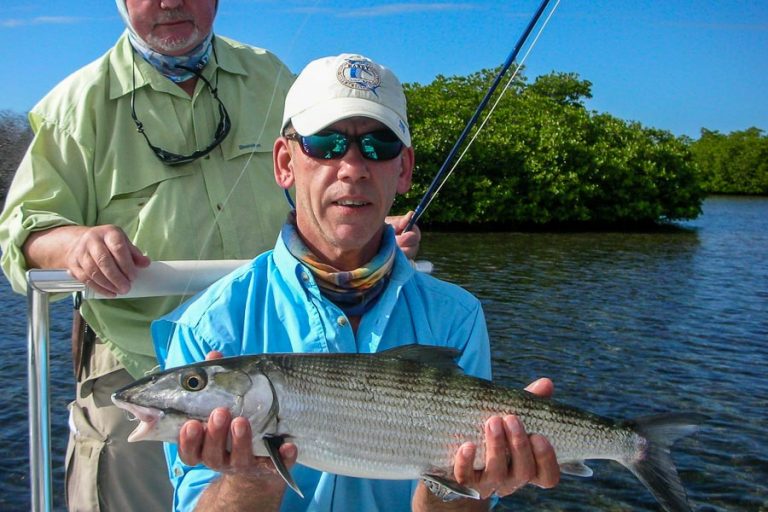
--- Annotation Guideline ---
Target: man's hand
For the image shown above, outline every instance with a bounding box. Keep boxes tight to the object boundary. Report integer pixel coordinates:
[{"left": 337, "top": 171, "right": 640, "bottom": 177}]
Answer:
[
  {"left": 178, "top": 353, "right": 298, "bottom": 511},
  {"left": 178, "top": 409, "right": 297, "bottom": 512},
  {"left": 413, "top": 378, "right": 560, "bottom": 511},
  {"left": 178, "top": 408, "right": 297, "bottom": 478},
  {"left": 386, "top": 211, "right": 420, "bottom": 259},
  {"left": 24, "top": 224, "right": 150, "bottom": 296},
  {"left": 453, "top": 378, "right": 559, "bottom": 498},
  {"left": 179, "top": 350, "right": 297, "bottom": 478}
]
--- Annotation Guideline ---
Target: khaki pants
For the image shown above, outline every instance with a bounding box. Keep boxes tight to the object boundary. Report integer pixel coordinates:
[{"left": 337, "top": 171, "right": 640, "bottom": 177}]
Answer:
[{"left": 65, "top": 340, "right": 173, "bottom": 511}]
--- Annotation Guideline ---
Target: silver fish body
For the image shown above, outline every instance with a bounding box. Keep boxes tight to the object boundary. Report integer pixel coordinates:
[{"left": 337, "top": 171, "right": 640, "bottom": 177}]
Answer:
[{"left": 112, "top": 345, "right": 704, "bottom": 511}]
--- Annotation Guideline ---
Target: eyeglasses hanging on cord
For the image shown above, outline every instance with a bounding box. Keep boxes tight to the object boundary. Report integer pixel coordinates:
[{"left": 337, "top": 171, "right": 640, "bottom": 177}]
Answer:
[{"left": 129, "top": 45, "right": 231, "bottom": 166}]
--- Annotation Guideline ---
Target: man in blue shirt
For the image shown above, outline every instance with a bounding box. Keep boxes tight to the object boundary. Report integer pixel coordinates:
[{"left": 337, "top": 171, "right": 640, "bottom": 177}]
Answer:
[{"left": 152, "top": 53, "right": 560, "bottom": 511}]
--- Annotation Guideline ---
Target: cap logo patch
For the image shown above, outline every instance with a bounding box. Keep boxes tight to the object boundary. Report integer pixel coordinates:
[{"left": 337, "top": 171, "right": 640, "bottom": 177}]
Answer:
[{"left": 337, "top": 57, "right": 381, "bottom": 96}]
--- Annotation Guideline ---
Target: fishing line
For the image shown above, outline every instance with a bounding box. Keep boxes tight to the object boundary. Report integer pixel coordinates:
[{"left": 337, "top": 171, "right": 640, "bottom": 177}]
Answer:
[
  {"left": 165, "top": 67, "right": 285, "bottom": 313},
  {"left": 413, "top": 0, "right": 561, "bottom": 218},
  {"left": 167, "top": 1, "right": 322, "bottom": 311},
  {"left": 127, "top": 4, "right": 323, "bottom": 379},
  {"left": 404, "top": 0, "right": 558, "bottom": 231},
  {"left": 190, "top": 0, "right": 321, "bottom": 252}
]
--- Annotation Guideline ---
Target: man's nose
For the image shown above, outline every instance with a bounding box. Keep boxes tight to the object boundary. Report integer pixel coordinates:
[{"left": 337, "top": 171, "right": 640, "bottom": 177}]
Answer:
[
  {"left": 337, "top": 143, "right": 371, "bottom": 181},
  {"left": 160, "top": 0, "right": 185, "bottom": 9}
]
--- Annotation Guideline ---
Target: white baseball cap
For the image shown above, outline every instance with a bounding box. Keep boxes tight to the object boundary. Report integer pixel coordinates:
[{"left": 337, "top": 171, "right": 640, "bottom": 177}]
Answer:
[{"left": 282, "top": 53, "right": 411, "bottom": 147}]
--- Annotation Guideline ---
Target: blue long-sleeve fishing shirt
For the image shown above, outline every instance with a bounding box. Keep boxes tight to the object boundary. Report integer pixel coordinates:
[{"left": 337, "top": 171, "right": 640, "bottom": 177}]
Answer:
[{"left": 152, "top": 231, "right": 491, "bottom": 512}]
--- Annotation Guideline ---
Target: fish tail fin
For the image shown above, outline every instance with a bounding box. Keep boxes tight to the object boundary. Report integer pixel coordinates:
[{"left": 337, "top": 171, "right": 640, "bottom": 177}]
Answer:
[{"left": 621, "top": 413, "right": 707, "bottom": 512}]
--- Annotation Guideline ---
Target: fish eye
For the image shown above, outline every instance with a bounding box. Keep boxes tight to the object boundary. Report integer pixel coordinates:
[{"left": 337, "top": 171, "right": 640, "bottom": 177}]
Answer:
[{"left": 180, "top": 369, "right": 207, "bottom": 392}]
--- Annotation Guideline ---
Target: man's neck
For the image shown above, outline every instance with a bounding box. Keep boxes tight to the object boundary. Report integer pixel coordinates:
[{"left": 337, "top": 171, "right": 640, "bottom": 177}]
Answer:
[
  {"left": 350, "top": 316, "right": 361, "bottom": 335},
  {"left": 177, "top": 77, "right": 198, "bottom": 97}
]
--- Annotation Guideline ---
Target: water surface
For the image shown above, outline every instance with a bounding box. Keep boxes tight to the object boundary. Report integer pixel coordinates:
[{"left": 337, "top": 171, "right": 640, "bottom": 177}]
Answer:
[{"left": 1, "top": 196, "right": 766, "bottom": 510}]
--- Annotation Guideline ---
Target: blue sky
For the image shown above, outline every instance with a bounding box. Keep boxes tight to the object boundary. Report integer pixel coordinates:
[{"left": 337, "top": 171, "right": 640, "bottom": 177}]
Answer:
[{"left": 1, "top": 0, "right": 766, "bottom": 139}]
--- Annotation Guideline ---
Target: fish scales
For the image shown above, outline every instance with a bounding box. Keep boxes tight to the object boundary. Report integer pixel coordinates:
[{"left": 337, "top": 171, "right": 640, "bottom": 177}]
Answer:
[
  {"left": 261, "top": 353, "right": 639, "bottom": 477},
  {"left": 267, "top": 354, "right": 468, "bottom": 477}
]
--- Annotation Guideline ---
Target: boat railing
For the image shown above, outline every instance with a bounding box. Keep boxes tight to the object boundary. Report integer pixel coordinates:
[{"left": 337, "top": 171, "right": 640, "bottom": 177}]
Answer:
[{"left": 26, "top": 260, "right": 249, "bottom": 512}]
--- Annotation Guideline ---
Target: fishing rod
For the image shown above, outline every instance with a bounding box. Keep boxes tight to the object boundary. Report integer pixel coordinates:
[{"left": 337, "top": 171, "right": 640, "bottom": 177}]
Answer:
[{"left": 404, "top": 0, "right": 555, "bottom": 232}]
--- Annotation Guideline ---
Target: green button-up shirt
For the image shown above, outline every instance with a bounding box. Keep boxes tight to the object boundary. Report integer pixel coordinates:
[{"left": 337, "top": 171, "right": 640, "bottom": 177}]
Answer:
[{"left": 0, "top": 33, "right": 293, "bottom": 378}]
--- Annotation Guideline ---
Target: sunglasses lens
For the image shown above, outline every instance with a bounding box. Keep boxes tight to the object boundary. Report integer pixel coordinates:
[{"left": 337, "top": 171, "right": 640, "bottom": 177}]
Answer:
[
  {"left": 359, "top": 130, "right": 404, "bottom": 161},
  {"left": 301, "top": 132, "right": 349, "bottom": 159},
  {"left": 293, "top": 129, "right": 404, "bottom": 161}
]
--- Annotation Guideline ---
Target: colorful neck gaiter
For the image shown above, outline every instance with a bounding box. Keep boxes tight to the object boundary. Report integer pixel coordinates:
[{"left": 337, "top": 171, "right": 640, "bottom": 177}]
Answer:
[
  {"left": 281, "top": 214, "right": 396, "bottom": 317},
  {"left": 116, "top": 0, "right": 213, "bottom": 83},
  {"left": 129, "top": 32, "right": 213, "bottom": 83}
]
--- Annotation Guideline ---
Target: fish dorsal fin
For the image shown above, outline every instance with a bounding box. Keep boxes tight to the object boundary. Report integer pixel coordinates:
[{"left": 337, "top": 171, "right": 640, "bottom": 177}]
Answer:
[
  {"left": 378, "top": 344, "right": 461, "bottom": 372},
  {"left": 559, "top": 461, "right": 594, "bottom": 478},
  {"left": 421, "top": 473, "right": 480, "bottom": 500}
]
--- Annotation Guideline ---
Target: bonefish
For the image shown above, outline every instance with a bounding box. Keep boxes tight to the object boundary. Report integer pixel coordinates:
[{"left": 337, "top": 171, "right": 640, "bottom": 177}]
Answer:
[{"left": 112, "top": 345, "right": 705, "bottom": 511}]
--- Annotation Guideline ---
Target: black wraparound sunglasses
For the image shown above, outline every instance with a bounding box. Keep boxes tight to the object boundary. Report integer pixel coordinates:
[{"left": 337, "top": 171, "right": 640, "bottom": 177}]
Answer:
[
  {"left": 285, "top": 129, "right": 404, "bottom": 162},
  {"left": 130, "top": 58, "right": 231, "bottom": 166}
]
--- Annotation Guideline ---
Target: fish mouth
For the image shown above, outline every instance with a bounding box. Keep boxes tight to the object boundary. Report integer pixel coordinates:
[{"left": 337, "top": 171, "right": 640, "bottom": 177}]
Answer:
[{"left": 112, "top": 396, "right": 163, "bottom": 442}]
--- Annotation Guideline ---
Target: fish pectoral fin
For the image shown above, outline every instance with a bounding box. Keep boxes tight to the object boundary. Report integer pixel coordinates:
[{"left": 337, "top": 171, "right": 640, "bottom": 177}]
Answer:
[
  {"left": 262, "top": 435, "right": 304, "bottom": 498},
  {"left": 421, "top": 473, "right": 480, "bottom": 501},
  {"left": 559, "top": 461, "right": 594, "bottom": 477}
]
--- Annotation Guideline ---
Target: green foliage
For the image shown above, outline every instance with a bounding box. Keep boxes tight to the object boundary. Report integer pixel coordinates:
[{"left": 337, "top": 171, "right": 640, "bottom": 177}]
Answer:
[
  {"left": 527, "top": 72, "right": 593, "bottom": 106},
  {"left": 690, "top": 127, "right": 768, "bottom": 194},
  {"left": 398, "top": 68, "right": 703, "bottom": 227}
]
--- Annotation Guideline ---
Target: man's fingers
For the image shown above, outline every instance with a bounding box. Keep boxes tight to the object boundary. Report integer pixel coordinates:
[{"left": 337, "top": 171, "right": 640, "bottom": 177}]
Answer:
[
  {"left": 385, "top": 211, "right": 413, "bottom": 233},
  {"left": 501, "top": 416, "right": 535, "bottom": 493},
  {"left": 395, "top": 230, "right": 420, "bottom": 259},
  {"left": 72, "top": 249, "right": 120, "bottom": 296},
  {"left": 201, "top": 408, "right": 232, "bottom": 469},
  {"left": 452, "top": 442, "right": 477, "bottom": 486},
  {"left": 229, "top": 417, "right": 255, "bottom": 471},
  {"left": 65, "top": 225, "right": 147, "bottom": 295},
  {"left": 101, "top": 228, "right": 139, "bottom": 288},
  {"left": 444, "top": 415, "right": 561, "bottom": 501},
  {"left": 386, "top": 211, "right": 421, "bottom": 259},
  {"left": 178, "top": 420, "right": 204, "bottom": 466},
  {"left": 480, "top": 416, "right": 509, "bottom": 493},
  {"left": 79, "top": 273, "right": 118, "bottom": 297},
  {"left": 129, "top": 242, "right": 151, "bottom": 268},
  {"left": 278, "top": 442, "right": 298, "bottom": 468},
  {"left": 524, "top": 377, "right": 554, "bottom": 399},
  {"left": 529, "top": 434, "right": 560, "bottom": 488},
  {"left": 205, "top": 351, "right": 224, "bottom": 361}
]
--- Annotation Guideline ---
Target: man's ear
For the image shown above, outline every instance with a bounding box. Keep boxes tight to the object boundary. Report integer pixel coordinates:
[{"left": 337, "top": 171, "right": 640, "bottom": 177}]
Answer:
[
  {"left": 396, "top": 146, "right": 415, "bottom": 194},
  {"left": 273, "top": 137, "right": 295, "bottom": 189}
]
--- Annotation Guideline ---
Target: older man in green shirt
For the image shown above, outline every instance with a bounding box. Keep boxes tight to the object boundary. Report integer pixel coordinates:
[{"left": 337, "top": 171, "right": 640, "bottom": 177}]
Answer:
[
  {"left": 2, "top": 27, "right": 292, "bottom": 379},
  {"left": 0, "top": 1, "right": 417, "bottom": 511},
  {"left": 0, "top": 1, "right": 293, "bottom": 510}
]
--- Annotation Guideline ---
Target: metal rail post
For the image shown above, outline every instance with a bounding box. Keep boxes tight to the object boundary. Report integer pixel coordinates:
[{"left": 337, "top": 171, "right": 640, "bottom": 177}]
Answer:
[
  {"left": 27, "top": 271, "right": 83, "bottom": 512},
  {"left": 26, "top": 261, "right": 247, "bottom": 512}
]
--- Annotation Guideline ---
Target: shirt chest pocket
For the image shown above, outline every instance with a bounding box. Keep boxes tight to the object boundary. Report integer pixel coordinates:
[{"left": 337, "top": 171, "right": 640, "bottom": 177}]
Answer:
[
  {"left": 217, "top": 81, "right": 283, "bottom": 162},
  {"left": 96, "top": 168, "right": 192, "bottom": 233},
  {"left": 98, "top": 196, "right": 150, "bottom": 234},
  {"left": 218, "top": 122, "right": 274, "bottom": 162}
]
